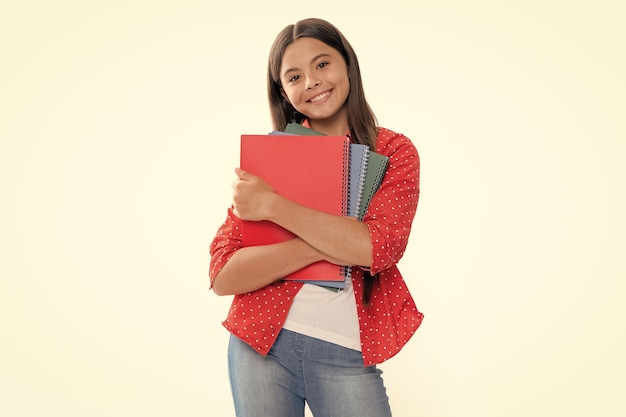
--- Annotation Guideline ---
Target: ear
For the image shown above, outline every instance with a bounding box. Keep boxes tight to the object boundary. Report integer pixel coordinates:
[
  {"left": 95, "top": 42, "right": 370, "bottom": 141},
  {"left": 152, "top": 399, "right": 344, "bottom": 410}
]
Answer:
[{"left": 280, "top": 89, "right": 290, "bottom": 104}]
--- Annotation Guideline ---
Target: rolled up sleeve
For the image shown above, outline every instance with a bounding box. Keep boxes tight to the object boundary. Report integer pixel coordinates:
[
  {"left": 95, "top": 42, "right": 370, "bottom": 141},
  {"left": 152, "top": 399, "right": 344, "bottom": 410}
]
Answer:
[
  {"left": 208, "top": 206, "right": 243, "bottom": 287},
  {"left": 362, "top": 133, "right": 420, "bottom": 275}
]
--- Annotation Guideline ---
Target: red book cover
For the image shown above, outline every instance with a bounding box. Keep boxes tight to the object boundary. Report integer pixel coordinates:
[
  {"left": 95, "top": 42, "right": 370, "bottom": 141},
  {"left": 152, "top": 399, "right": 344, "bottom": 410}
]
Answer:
[{"left": 240, "top": 134, "right": 350, "bottom": 282}]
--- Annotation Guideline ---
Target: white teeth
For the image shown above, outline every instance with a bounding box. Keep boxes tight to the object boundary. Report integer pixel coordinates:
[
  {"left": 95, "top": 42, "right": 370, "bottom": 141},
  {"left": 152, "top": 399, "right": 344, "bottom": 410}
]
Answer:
[{"left": 310, "top": 91, "right": 330, "bottom": 103}]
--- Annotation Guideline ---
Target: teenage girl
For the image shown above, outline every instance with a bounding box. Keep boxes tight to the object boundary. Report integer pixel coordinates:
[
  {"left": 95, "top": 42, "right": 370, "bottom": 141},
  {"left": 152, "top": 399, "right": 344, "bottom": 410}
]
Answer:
[{"left": 209, "top": 17, "right": 423, "bottom": 417}]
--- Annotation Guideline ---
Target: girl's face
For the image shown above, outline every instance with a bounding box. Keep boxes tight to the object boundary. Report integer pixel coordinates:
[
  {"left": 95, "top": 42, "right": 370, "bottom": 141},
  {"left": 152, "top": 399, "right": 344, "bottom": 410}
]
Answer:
[{"left": 280, "top": 37, "right": 350, "bottom": 133}]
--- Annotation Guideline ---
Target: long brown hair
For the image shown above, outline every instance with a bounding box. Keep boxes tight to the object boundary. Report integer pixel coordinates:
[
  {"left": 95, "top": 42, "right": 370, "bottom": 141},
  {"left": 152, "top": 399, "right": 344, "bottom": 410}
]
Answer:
[
  {"left": 267, "top": 18, "right": 378, "bottom": 150},
  {"left": 267, "top": 18, "right": 378, "bottom": 304}
]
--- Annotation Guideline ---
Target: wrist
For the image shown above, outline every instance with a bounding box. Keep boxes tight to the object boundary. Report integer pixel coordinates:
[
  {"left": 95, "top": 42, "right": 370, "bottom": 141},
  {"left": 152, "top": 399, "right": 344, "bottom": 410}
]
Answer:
[{"left": 265, "top": 193, "right": 287, "bottom": 222}]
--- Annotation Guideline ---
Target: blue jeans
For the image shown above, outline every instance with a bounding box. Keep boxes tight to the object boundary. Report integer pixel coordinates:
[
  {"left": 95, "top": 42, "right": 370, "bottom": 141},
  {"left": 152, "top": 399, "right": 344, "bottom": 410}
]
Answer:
[{"left": 227, "top": 329, "right": 393, "bottom": 417}]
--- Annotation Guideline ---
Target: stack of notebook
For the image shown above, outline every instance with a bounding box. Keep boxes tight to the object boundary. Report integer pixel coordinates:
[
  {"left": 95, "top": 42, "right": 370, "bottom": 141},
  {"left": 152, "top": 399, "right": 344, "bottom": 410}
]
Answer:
[{"left": 240, "top": 123, "right": 389, "bottom": 289}]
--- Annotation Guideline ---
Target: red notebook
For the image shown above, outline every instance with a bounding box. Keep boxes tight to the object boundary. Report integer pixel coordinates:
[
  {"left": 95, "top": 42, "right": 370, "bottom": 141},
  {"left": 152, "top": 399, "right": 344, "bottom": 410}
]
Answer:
[{"left": 240, "top": 134, "right": 350, "bottom": 282}]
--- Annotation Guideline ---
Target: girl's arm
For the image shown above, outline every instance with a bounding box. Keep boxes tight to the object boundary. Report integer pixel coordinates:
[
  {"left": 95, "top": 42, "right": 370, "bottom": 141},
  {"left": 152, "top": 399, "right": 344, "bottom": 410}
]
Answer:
[
  {"left": 211, "top": 237, "right": 326, "bottom": 296},
  {"left": 232, "top": 168, "right": 372, "bottom": 268}
]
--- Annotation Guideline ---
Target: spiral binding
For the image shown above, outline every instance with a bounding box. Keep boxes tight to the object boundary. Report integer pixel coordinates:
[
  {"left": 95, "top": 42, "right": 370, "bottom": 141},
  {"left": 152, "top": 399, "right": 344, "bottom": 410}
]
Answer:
[
  {"left": 341, "top": 139, "right": 350, "bottom": 216},
  {"left": 359, "top": 158, "right": 388, "bottom": 220},
  {"left": 354, "top": 148, "right": 369, "bottom": 217}
]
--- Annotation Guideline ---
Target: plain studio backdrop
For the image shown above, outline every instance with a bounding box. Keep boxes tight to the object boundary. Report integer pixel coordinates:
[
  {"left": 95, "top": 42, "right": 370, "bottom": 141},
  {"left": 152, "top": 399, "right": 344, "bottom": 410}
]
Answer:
[{"left": 1, "top": 1, "right": 624, "bottom": 416}]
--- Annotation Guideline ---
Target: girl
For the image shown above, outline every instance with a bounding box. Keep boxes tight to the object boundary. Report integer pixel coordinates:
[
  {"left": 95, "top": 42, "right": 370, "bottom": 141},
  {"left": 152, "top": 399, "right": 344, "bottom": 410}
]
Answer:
[{"left": 209, "top": 17, "right": 423, "bottom": 417}]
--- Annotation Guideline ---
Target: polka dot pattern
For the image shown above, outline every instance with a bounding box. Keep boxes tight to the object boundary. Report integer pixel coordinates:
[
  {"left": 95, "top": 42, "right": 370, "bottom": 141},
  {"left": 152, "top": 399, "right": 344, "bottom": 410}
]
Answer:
[{"left": 208, "top": 127, "right": 424, "bottom": 366}]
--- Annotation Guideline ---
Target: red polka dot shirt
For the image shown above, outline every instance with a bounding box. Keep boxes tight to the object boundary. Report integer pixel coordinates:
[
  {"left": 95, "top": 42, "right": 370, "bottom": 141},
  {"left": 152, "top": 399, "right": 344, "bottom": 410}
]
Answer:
[{"left": 209, "top": 127, "right": 424, "bottom": 366}]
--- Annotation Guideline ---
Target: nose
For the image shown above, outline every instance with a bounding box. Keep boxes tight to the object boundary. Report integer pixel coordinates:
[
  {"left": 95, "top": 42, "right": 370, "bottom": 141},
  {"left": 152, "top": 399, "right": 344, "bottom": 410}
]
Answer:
[{"left": 305, "top": 76, "right": 320, "bottom": 90}]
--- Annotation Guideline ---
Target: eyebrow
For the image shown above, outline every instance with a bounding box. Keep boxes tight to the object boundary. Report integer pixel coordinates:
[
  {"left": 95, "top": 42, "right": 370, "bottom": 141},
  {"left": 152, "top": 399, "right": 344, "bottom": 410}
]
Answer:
[{"left": 282, "top": 53, "right": 332, "bottom": 78}]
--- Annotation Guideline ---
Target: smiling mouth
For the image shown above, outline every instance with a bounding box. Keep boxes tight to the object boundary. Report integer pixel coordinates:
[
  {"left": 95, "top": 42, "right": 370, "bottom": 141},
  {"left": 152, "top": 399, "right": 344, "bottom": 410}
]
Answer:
[{"left": 309, "top": 90, "right": 332, "bottom": 103}]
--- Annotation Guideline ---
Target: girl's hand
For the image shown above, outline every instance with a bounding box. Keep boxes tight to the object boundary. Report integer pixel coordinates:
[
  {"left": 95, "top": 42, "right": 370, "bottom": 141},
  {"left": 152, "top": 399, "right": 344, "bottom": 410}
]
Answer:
[{"left": 232, "top": 168, "right": 276, "bottom": 221}]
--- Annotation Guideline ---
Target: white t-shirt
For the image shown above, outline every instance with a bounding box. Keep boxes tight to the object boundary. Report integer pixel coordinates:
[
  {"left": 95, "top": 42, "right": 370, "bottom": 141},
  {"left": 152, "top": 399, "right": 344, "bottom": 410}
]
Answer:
[{"left": 282, "top": 277, "right": 361, "bottom": 351}]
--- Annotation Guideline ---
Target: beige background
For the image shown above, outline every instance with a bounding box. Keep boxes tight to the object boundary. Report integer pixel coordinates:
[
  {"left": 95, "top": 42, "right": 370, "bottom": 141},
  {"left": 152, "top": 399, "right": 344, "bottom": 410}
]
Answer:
[{"left": 1, "top": 1, "right": 624, "bottom": 416}]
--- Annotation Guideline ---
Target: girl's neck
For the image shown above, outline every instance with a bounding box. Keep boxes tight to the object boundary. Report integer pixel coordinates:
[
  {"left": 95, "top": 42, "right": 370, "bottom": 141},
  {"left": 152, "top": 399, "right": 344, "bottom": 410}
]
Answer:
[{"left": 308, "top": 108, "right": 349, "bottom": 137}]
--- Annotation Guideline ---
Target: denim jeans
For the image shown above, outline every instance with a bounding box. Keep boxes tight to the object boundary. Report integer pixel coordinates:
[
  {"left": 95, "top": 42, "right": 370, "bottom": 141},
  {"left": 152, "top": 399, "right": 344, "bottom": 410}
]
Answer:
[{"left": 227, "top": 329, "right": 393, "bottom": 417}]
